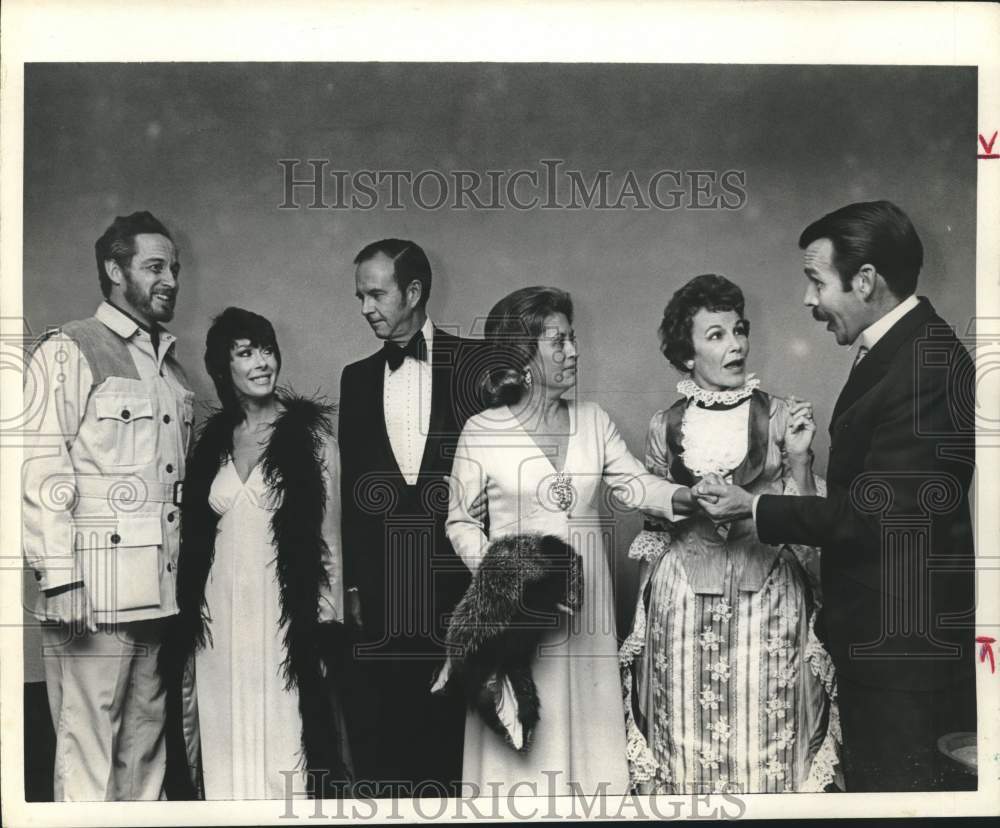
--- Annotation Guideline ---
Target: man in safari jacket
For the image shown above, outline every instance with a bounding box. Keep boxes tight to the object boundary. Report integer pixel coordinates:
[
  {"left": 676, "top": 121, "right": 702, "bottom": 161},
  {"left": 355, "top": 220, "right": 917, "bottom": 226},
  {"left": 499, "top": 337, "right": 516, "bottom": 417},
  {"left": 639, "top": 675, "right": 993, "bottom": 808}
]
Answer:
[{"left": 22, "top": 211, "right": 194, "bottom": 801}]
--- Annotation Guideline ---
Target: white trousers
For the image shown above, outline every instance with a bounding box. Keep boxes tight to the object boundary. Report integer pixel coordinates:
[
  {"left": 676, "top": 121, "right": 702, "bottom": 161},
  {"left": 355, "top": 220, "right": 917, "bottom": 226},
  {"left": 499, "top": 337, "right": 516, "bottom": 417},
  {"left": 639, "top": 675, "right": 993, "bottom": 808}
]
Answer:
[{"left": 41, "top": 619, "right": 166, "bottom": 801}]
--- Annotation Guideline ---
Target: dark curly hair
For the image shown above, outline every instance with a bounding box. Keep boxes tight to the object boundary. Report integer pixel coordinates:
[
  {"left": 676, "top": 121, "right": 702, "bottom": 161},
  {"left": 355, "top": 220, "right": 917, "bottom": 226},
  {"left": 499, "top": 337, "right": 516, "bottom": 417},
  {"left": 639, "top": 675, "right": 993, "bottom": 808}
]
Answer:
[
  {"left": 481, "top": 286, "right": 574, "bottom": 407},
  {"left": 658, "top": 274, "right": 747, "bottom": 373},
  {"left": 204, "top": 306, "right": 282, "bottom": 420}
]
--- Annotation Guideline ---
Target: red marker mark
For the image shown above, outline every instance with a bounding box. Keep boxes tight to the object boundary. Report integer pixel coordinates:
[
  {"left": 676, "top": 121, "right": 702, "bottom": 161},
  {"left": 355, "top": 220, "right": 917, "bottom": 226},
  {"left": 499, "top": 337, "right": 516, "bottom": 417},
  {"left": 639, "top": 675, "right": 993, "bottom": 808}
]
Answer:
[
  {"left": 977, "top": 636, "right": 996, "bottom": 673},
  {"left": 979, "top": 131, "right": 999, "bottom": 159}
]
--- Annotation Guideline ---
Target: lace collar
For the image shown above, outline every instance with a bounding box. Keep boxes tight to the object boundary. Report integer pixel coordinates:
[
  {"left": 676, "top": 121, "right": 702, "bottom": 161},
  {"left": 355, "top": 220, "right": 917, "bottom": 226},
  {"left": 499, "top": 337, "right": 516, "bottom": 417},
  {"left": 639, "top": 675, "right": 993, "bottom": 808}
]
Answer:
[{"left": 676, "top": 374, "right": 760, "bottom": 407}]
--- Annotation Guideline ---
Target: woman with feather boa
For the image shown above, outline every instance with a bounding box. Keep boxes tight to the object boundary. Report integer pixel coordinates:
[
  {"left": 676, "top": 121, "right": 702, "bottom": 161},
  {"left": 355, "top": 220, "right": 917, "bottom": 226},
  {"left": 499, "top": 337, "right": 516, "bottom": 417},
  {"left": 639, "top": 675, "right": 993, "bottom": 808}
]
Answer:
[{"left": 159, "top": 307, "right": 351, "bottom": 800}]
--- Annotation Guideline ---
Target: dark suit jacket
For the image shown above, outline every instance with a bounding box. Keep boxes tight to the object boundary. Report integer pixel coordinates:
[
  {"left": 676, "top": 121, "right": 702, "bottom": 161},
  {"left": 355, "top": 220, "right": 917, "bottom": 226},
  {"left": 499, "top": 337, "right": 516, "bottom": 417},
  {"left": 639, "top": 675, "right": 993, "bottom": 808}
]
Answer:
[
  {"left": 338, "top": 327, "right": 485, "bottom": 658},
  {"left": 756, "top": 298, "right": 976, "bottom": 696}
]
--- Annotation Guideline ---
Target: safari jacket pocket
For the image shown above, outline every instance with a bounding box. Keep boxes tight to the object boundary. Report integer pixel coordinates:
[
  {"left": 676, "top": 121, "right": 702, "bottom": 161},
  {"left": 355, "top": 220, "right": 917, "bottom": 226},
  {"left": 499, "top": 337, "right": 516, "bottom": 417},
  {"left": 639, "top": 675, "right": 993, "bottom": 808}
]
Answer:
[
  {"left": 78, "top": 516, "right": 163, "bottom": 612},
  {"left": 94, "top": 393, "right": 156, "bottom": 467}
]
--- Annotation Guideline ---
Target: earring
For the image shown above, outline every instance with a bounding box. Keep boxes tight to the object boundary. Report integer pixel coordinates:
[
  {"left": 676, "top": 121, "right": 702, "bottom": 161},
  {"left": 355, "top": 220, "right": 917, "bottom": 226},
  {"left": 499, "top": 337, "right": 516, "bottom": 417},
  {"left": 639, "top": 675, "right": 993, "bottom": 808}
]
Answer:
[
  {"left": 685, "top": 360, "right": 694, "bottom": 370},
  {"left": 523, "top": 368, "right": 533, "bottom": 387}
]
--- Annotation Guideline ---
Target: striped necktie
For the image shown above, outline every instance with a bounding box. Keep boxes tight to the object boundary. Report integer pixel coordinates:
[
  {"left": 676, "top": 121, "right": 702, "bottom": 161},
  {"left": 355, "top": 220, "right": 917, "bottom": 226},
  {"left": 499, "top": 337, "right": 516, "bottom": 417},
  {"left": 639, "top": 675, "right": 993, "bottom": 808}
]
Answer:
[{"left": 851, "top": 344, "right": 869, "bottom": 373}]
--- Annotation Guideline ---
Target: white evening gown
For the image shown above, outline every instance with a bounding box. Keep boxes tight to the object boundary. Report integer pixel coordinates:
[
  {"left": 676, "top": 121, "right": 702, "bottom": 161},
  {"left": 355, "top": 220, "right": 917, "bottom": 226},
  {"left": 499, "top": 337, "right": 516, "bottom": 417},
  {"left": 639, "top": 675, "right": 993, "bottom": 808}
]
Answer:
[
  {"left": 195, "top": 451, "right": 342, "bottom": 799},
  {"left": 447, "top": 400, "right": 682, "bottom": 795}
]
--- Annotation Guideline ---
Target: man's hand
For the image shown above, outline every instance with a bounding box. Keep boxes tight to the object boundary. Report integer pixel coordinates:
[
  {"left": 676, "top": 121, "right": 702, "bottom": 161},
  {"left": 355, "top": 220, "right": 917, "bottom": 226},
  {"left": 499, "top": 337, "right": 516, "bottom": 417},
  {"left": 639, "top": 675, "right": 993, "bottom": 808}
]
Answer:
[
  {"left": 346, "top": 589, "right": 364, "bottom": 633},
  {"left": 44, "top": 584, "right": 97, "bottom": 632},
  {"left": 693, "top": 473, "right": 754, "bottom": 522}
]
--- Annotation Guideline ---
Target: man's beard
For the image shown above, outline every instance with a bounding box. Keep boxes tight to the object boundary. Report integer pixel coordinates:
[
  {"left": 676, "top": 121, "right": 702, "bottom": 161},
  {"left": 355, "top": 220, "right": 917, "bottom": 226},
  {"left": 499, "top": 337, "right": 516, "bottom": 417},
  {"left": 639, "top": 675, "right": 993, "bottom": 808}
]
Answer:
[{"left": 124, "top": 273, "right": 175, "bottom": 323}]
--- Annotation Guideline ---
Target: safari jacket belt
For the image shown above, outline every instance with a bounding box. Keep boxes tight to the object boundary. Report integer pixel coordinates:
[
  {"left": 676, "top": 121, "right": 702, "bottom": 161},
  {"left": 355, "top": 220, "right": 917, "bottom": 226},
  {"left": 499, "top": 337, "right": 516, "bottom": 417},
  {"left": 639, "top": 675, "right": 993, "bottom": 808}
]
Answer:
[{"left": 73, "top": 476, "right": 184, "bottom": 506}]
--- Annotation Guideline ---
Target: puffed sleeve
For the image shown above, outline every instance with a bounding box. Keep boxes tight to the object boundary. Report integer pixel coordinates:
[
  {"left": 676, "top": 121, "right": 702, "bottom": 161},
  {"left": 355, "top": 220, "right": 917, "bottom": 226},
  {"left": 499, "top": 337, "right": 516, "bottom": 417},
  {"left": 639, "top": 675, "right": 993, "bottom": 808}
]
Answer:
[
  {"left": 445, "top": 421, "right": 489, "bottom": 575},
  {"left": 598, "top": 405, "right": 682, "bottom": 522},
  {"left": 643, "top": 409, "right": 673, "bottom": 481},
  {"left": 317, "top": 434, "right": 345, "bottom": 623},
  {"left": 638, "top": 408, "right": 679, "bottom": 533}
]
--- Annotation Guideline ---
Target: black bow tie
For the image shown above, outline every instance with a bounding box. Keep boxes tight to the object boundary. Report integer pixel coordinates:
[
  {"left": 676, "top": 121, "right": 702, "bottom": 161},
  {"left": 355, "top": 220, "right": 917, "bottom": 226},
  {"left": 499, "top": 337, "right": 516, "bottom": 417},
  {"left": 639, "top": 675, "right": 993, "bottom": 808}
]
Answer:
[{"left": 384, "top": 330, "right": 427, "bottom": 371}]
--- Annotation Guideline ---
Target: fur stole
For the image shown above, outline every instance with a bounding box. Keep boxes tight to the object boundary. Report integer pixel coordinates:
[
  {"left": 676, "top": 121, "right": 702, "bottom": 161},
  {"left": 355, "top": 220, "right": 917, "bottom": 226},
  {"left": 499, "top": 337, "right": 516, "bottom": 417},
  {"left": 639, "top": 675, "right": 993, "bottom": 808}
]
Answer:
[
  {"left": 444, "top": 534, "right": 583, "bottom": 752},
  {"left": 159, "top": 392, "right": 351, "bottom": 797}
]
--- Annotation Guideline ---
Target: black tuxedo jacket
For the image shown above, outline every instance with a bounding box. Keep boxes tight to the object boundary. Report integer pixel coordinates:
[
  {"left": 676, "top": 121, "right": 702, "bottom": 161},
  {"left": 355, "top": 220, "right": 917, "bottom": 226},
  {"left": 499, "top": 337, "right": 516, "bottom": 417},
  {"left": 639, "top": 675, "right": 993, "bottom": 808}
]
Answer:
[
  {"left": 337, "top": 327, "right": 485, "bottom": 656},
  {"left": 756, "top": 298, "right": 976, "bottom": 695}
]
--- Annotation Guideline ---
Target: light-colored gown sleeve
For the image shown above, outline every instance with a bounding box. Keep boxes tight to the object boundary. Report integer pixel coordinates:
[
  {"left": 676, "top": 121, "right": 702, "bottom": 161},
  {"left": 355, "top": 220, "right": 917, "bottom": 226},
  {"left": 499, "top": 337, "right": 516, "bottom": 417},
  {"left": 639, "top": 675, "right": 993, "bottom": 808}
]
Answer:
[
  {"left": 318, "top": 434, "right": 345, "bottom": 623},
  {"left": 445, "top": 422, "right": 490, "bottom": 575},
  {"left": 597, "top": 405, "right": 682, "bottom": 522}
]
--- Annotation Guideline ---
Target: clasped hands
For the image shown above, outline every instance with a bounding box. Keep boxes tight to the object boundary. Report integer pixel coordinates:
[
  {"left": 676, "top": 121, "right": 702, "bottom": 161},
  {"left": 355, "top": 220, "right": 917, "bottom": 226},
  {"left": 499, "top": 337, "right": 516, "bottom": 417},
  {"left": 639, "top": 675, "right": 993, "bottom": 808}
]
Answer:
[
  {"left": 691, "top": 473, "right": 754, "bottom": 522},
  {"left": 690, "top": 395, "right": 815, "bottom": 522}
]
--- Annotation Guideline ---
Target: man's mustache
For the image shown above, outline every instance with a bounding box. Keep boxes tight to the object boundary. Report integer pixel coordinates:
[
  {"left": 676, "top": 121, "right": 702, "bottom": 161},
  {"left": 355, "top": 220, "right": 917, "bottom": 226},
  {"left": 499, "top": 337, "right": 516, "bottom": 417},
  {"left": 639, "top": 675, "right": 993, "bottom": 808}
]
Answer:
[{"left": 811, "top": 308, "right": 828, "bottom": 322}]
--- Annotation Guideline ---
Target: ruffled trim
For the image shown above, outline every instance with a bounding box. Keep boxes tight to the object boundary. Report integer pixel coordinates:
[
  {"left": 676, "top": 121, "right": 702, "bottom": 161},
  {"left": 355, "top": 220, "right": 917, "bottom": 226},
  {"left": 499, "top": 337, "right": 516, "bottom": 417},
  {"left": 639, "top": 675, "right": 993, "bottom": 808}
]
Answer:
[
  {"left": 623, "top": 679, "right": 663, "bottom": 787},
  {"left": 679, "top": 402, "right": 750, "bottom": 478},
  {"left": 801, "top": 611, "right": 843, "bottom": 792},
  {"left": 627, "top": 529, "right": 672, "bottom": 563},
  {"left": 619, "top": 575, "right": 649, "bottom": 669},
  {"left": 619, "top": 594, "right": 668, "bottom": 789},
  {"left": 676, "top": 374, "right": 760, "bottom": 407},
  {"left": 782, "top": 473, "right": 827, "bottom": 499},
  {"left": 782, "top": 474, "right": 827, "bottom": 604}
]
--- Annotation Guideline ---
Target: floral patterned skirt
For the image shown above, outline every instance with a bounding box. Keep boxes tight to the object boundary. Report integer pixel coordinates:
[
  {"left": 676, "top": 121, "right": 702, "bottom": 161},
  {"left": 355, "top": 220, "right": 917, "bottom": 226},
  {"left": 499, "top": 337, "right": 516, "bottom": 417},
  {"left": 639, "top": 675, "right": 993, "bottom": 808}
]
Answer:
[{"left": 621, "top": 543, "right": 840, "bottom": 794}]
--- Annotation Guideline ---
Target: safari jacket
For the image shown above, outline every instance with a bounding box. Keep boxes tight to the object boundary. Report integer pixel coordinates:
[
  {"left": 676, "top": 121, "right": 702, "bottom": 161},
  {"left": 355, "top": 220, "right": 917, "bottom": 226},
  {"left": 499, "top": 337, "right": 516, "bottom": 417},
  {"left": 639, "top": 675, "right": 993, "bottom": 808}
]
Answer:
[{"left": 22, "top": 301, "right": 195, "bottom": 623}]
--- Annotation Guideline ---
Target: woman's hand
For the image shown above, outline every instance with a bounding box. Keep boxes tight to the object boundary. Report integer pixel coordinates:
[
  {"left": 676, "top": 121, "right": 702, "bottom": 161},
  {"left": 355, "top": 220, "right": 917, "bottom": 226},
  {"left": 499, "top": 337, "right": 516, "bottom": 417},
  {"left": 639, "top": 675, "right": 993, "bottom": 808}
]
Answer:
[
  {"left": 693, "top": 472, "right": 753, "bottom": 522},
  {"left": 430, "top": 657, "right": 453, "bottom": 695},
  {"left": 444, "top": 475, "right": 488, "bottom": 522},
  {"left": 670, "top": 486, "right": 706, "bottom": 516},
  {"left": 784, "top": 396, "right": 816, "bottom": 461}
]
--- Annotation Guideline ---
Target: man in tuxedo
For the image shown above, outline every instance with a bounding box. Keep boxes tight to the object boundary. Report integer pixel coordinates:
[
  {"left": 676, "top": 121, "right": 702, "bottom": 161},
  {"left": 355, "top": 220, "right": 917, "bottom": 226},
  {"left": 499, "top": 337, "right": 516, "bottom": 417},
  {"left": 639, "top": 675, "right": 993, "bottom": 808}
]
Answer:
[
  {"left": 696, "top": 201, "right": 977, "bottom": 791},
  {"left": 337, "top": 239, "right": 485, "bottom": 796}
]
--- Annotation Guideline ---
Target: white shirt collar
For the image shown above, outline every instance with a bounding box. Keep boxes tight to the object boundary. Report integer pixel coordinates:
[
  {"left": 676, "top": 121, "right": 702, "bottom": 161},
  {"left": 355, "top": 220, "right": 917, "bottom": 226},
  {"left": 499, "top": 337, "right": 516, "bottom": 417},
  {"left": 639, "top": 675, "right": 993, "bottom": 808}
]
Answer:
[
  {"left": 96, "top": 300, "right": 141, "bottom": 338},
  {"left": 857, "top": 294, "right": 920, "bottom": 354},
  {"left": 95, "top": 300, "right": 176, "bottom": 349}
]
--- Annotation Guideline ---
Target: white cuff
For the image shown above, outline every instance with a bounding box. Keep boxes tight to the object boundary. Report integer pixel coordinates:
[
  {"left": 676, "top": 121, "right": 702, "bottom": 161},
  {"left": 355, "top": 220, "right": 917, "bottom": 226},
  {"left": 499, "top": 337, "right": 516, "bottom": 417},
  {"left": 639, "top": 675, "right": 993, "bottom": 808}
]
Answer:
[{"left": 751, "top": 494, "right": 762, "bottom": 526}]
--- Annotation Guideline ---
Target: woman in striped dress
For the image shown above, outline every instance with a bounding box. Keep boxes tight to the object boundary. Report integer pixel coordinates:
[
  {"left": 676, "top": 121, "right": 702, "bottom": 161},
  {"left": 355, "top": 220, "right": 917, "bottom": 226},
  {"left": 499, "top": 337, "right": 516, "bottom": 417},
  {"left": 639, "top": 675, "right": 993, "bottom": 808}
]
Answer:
[{"left": 620, "top": 274, "right": 841, "bottom": 794}]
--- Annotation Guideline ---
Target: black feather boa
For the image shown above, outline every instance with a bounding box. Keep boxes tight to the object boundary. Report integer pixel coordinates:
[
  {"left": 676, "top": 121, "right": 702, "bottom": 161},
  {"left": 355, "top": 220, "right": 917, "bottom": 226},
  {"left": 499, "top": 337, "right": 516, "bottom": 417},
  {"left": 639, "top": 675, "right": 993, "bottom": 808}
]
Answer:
[{"left": 159, "top": 392, "right": 351, "bottom": 798}]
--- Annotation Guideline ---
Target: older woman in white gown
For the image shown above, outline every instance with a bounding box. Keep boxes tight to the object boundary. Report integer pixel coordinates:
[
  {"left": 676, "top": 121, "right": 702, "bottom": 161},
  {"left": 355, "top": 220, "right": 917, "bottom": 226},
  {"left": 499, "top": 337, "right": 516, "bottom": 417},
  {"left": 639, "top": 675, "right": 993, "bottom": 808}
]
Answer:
[{"left": 446, "top": 286, "right": 697, "bottom": 795}]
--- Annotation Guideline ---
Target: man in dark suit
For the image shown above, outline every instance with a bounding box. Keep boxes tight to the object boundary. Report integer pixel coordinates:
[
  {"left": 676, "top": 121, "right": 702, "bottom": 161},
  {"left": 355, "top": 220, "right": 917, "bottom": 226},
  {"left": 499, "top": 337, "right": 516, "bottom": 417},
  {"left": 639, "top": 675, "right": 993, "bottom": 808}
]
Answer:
[
  {"left": 337, "top": 239, "right": 485, "bottom": 796},
  {"left": 696, "top": 201, "right": 977, "bottom": 791}
]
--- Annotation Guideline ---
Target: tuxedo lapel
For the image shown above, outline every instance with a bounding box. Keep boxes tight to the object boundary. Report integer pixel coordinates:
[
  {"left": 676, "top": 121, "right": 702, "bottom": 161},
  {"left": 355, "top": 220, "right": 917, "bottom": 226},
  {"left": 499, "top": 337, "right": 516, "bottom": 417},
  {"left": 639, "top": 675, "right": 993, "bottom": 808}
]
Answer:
[
  {"left": 366, "top": 347, "right": 404, "bottom": 479},
  {"left": 428, "top": 329, "right": 454, "bottom": 436},
  {"left": 830, "top": 297, "right": 935, "bottom": 428},
  {"left": 417, "top": 327, "right": 457, "bottom": 477}
]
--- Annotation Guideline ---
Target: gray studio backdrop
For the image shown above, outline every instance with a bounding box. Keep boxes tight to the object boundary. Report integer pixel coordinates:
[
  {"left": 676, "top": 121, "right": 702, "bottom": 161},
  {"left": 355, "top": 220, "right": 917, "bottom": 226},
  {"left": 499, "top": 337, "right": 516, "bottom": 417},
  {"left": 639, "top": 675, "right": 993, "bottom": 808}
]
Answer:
[{"left": 21, "top": 63, "right": 976, "bottom": 680}]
